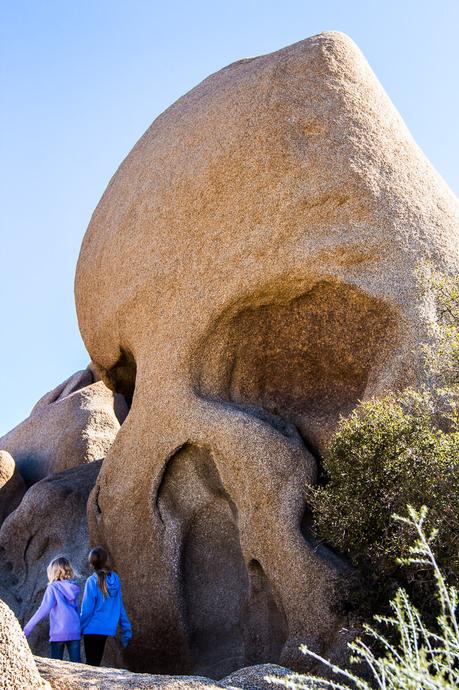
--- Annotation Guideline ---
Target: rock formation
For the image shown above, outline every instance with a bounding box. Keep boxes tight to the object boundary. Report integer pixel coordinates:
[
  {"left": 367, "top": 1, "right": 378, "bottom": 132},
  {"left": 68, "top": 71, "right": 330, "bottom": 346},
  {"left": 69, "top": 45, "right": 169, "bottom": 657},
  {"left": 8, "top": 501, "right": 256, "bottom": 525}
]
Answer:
[
  {"left": 0, "top": 367, "right": 127, "bottom": 484},
  {"left": 0, "top": 450, "right": 26, "bottom": 526},
  {"left": 0, "top": 598, "right": 50, "bottom": 689},
  {"left": 0, "top": 461, "right": 100, "bottom": 657},
  {"left": 0, "top": 367, "right": 130, "bottom": 674},
  {"left": 1, "top": 29, "right": 459, "bottom": 687},
  {"left": 36, "top": 658, "right": 289, "bottom": 690},
  {"left": 73, "top": 31, "right": 459, "bottom": 677},
  {"left": 0, "top": 367, "right": 128, "bottom": 663}
]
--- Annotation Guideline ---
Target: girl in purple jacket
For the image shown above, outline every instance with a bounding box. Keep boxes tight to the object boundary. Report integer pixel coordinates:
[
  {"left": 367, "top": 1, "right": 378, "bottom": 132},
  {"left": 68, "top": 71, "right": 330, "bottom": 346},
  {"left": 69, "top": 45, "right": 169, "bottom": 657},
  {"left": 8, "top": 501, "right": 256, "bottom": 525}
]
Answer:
[{"left": 23, "top": 556, "right": 81, "bottom": 662}]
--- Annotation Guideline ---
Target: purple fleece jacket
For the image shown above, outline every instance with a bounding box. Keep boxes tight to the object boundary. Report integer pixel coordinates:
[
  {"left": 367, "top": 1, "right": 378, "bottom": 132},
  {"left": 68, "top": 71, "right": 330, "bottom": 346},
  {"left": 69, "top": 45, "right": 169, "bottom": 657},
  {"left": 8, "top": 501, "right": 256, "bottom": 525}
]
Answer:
[{"left": 23, "top": 580, "right": 80, "bottom": 642}]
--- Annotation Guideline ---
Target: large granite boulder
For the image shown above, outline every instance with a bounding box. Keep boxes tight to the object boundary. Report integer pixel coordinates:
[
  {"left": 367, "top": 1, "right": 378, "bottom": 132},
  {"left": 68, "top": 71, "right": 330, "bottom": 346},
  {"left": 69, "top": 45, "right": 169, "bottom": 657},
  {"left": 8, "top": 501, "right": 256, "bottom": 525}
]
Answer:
[
  {"left": 74, "top": 32, "right": 459, "bottom": 677},
  {"left": 0, "top": 598, "right": 50, "bottom": 689},
  {"left": 0, "top": 368, "right": 127, "bottom": 483},
  {"left": 0, "top": 462, "right": 100, "bottom": 657}
]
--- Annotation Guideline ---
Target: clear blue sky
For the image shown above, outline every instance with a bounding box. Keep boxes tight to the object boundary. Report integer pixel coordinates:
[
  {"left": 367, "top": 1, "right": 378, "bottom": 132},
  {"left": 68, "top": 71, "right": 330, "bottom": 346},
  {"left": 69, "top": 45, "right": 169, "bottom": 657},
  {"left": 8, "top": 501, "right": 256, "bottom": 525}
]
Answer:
[{"left": 1, "top": 1, "right": 458, "bottom": 436}]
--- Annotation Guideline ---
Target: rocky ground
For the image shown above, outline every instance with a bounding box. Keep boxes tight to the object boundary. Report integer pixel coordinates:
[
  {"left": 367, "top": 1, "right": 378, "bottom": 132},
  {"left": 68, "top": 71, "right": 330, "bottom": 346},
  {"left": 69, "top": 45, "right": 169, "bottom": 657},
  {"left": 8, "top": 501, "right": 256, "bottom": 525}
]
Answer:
[{"left": 36, "top": 658, "right": 289, "bottom": 690}]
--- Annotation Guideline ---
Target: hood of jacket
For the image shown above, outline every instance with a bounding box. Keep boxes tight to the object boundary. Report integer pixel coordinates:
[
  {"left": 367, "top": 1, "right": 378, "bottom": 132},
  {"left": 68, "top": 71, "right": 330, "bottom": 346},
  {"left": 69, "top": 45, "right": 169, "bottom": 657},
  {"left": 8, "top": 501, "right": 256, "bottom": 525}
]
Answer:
[
  {"left": 51, "top": 579, "right": 80, "bottom": 602},
  {"left": 93, "top": 570, "right": 120, "bottom": 597}
]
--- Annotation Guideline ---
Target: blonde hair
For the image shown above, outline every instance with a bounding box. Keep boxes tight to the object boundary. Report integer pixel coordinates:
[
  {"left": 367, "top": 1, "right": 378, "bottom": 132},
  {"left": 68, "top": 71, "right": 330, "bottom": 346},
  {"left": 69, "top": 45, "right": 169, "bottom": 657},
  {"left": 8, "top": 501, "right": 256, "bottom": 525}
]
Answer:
[{"left": 47, "top": 556, "right": 75, "bottom": 583}]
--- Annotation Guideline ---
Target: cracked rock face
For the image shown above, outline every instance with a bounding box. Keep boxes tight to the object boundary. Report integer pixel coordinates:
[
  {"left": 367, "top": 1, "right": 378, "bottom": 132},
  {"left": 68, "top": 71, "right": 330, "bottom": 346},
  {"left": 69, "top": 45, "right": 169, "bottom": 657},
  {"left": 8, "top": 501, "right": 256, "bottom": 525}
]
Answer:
[{"left": 74, "top": 32, "right": 459, "bottom": 677}]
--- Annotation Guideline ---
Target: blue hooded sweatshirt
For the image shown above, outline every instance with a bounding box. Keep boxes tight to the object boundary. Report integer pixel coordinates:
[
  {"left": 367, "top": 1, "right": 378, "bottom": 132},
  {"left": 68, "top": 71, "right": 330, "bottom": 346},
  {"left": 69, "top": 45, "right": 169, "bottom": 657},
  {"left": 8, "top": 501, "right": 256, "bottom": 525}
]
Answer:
[
  {"left": 23, "top": 580, "right": 80, "bottom": 642},
  {"left": 80, "top": 571, "right": 132, "bottom": 646}
]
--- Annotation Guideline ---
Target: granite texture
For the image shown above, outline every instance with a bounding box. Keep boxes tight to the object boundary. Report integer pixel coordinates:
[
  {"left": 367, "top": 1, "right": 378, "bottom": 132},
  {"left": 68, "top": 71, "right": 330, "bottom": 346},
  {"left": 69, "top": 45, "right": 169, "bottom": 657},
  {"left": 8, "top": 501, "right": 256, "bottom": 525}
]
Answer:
[{"left": 0, "top": 599, "right": 50, "bottom": 690}]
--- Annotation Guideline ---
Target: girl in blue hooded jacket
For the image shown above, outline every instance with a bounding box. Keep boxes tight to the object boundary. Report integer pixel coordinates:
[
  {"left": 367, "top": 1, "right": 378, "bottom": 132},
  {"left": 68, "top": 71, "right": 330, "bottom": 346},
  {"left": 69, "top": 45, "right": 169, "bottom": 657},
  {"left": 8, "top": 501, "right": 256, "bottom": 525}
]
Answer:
[{"left": 80, "top": 547, "right": 132, "bottom": 666}]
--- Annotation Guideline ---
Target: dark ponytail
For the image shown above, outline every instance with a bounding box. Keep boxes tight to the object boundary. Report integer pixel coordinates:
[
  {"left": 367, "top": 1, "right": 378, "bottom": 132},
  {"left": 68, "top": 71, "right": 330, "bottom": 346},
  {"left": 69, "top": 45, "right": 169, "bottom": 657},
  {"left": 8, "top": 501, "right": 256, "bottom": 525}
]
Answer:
[{"left": 88, "top": 547, "right": 109, "bottom": 597}]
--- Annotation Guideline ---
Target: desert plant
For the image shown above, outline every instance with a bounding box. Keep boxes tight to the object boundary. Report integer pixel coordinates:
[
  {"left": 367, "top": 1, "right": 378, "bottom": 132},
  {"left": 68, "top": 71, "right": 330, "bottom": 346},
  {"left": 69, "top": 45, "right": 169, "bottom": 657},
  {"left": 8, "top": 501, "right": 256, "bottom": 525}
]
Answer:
[
  {"left": 421, "top": 266, "right": 459, "bottom": 388},
  {"left": 267, "top": 506, "right": 459, "bottom": 690},
  {"left": 309, "top": 389, "right": 459, "bottom": 607}
]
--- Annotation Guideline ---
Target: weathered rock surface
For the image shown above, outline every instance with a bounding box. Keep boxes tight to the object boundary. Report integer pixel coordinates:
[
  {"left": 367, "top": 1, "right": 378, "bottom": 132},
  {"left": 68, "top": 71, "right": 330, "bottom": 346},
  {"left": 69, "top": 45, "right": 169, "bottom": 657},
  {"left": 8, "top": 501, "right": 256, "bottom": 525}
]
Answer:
[
  {"left": 36, "top": 658, "right": 288, "bottom": 690},
  {"left": 223, "top": 664, "right": 291, "bottom": 689},
  {"left": 0, "top": 598, "right": 50, "bottom": 689},
  {"left": 0, "top": 462, "right": 100, "bottom": 657},
  {"left": 37, "top": 658, "right": 223, "bottom": 690},
  {"left": 0, "top": 368, "right": 127, "bottom": 483},
  {"left": 74, "top": 31, "right": 459, "bottom": 677},
  {"left": 0, "top": 450, "right": 26, "bottom": 526}
]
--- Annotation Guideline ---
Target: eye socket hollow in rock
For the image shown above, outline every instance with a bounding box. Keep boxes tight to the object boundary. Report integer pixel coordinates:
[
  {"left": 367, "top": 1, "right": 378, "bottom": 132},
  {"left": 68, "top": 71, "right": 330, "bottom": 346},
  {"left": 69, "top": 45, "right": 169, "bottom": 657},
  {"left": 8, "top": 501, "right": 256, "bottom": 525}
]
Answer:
[{"left": 193, "top": 280, "right": 400, "bottom": 454}]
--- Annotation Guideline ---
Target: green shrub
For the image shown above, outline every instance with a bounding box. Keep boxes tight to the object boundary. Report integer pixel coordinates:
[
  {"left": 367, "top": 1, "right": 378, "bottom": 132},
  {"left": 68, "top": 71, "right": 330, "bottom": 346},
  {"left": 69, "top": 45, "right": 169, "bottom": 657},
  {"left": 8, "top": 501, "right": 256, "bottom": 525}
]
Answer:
[
  {"left": 422, "top": 268, "right": 459, "bottom": 387},
  {"left": 267, "top": 507, "right": 459, "bottom": 690},
  {"left": 309, "top": 389, "right": 459, "bottom": 608}
]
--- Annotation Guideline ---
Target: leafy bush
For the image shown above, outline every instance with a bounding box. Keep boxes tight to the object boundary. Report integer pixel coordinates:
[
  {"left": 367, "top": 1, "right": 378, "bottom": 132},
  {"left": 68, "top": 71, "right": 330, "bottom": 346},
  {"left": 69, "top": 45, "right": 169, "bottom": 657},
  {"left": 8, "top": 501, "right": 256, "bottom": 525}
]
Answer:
[
  {"left": 309, "top": 389, "right": 459, "bottom": 608},
  {"left": 422, "top": 268, "right": 459, "bottom": 387},
  {"left": 267, "top": 507, "right": 459, "bottom": 690}
]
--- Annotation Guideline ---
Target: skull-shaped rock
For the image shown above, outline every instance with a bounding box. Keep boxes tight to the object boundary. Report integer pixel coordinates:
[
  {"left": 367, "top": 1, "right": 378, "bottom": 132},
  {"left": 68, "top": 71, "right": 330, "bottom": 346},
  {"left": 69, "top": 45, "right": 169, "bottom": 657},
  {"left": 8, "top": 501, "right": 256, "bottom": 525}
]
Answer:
[{"left": 75, "top": 32, "right": 459, "bottom": 676}]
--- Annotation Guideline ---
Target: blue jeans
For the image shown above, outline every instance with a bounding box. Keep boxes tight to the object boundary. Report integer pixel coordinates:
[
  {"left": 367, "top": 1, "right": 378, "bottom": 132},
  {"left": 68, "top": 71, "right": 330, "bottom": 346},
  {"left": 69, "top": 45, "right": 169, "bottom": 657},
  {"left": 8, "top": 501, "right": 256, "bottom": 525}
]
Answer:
[{"left": 49, "top": 640, "right": 81, "bottom": 663}]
